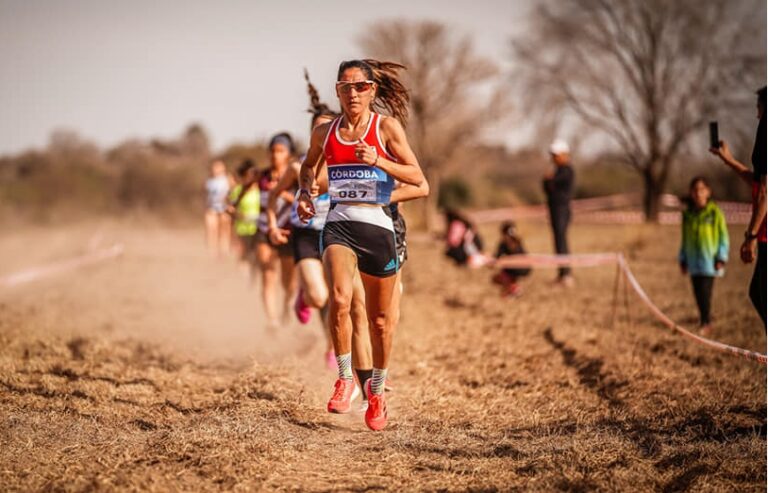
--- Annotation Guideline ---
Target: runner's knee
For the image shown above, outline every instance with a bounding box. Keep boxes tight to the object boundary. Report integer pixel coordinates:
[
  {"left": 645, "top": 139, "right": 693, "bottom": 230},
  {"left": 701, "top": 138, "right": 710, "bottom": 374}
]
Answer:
[
  {"left": 367, "top": 312, "right": 391, "bottom": 336},
  {"left": 330, "top": 286, "right": 353, "bottom": 316},
  {"left": 304, "top": 283, "right": 328, "bottom": 308}
]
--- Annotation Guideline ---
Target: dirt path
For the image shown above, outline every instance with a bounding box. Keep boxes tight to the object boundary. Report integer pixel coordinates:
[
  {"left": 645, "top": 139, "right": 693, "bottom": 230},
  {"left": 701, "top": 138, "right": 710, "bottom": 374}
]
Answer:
[{"left": 0, "top": 220, "right": 765, "bottom": 491}]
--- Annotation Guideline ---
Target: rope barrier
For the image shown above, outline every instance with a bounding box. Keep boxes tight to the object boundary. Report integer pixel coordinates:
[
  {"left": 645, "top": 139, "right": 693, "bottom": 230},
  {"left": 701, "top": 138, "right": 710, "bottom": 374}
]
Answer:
[
  {"left": 615, "top": 254, "right": 766, "bottom": 364},
  {"left": 490, "top": 251, "right": 767, "bottom": 364}
]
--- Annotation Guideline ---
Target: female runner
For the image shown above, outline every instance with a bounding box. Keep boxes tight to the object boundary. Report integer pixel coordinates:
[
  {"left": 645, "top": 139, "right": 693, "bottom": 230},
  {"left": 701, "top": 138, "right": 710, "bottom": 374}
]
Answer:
[
  {"left": 255, "top": 133, "right": 298, "bottom": 326},
  {"left": 298, "top": 59, "right": 427, "bottom": 430},
  {"left": 204, "top": 159, "right": 232, "bottom": 258},
  {"left": 268, "top": 72, "right": 373, "bottom": 404},
  {"left": 228, "top": 160, "right": 260, "bottom": 275}
]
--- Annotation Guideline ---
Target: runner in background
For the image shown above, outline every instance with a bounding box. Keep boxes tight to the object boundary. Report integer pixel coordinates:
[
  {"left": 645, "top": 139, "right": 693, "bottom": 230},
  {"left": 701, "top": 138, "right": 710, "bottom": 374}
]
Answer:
[
  {"left": 679, "top": 177, "right": 729, "bottom": 336},
  {"left": 297, "top": 59, "right": 427, "bottom": 430},
  {"left": 255, "top": 133, "right": 298, "bottom": 327},
  {"left": 228, "top": 160, "right": 260, "bottom": 278},
  {"left": 204, "top": 160, "right": 232, "bottom": 258}
]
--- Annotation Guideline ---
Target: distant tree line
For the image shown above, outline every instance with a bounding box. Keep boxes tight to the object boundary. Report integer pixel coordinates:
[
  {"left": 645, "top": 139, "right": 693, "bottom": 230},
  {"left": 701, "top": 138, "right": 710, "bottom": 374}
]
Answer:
[{"left": 0, "top": 124, "right": 268, "bottom": 223}]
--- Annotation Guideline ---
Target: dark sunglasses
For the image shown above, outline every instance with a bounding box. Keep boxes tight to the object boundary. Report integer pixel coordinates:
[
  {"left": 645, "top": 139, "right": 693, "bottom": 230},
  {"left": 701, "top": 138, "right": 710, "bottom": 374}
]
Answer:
[{"left": 335, "top": 80, "right": 375, "bottom": 94}]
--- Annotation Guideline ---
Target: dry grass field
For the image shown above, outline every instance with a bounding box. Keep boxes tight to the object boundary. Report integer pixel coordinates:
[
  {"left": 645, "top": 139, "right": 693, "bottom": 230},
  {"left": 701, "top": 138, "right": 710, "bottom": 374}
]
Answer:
[{"left": 0, "top": 219, "right": 764, "bottom": 492}]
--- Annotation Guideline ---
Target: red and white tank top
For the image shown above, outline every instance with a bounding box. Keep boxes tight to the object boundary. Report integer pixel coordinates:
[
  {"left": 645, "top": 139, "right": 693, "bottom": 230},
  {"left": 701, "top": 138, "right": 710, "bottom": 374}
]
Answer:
[{"left": 323, "top": 112, "right": 396, "bottom": 205}]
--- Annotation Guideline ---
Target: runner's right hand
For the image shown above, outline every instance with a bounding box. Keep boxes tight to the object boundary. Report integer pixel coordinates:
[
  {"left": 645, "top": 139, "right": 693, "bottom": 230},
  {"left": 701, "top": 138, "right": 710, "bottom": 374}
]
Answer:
[
  {"left": 297, "top": 193, "right": 316, "bottom": 223},
  {"left": 268, "top": 227, "right": 290, "bottom": 245}
]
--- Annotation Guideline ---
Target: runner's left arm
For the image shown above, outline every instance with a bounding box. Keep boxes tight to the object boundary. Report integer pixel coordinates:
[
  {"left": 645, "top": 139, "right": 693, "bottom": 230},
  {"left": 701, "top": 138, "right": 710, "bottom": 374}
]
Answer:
[
  {"left": 374, "top": 117, "right": 425, "bottom": 187},
  {"left": 297, "top": 122, "right": 332, "bottom": 220},
  {"left": 267, "top": 163, "right": 299, "bottom": 231},
  {"left": 390, "top": 179, "right": 430, "bottom": 204}
]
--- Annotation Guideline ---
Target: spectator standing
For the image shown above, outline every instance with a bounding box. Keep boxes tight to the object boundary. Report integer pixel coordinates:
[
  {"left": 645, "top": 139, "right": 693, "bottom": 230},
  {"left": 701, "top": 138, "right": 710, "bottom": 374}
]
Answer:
[
  {"left": 679, "top": 177, "right": 729, "bottom": 335},
  {"left": 709, "top": 86, "right": 766, "bottom": 326},
  {"left": 543, "top": 139, "right": 575, "bottom": 287}
]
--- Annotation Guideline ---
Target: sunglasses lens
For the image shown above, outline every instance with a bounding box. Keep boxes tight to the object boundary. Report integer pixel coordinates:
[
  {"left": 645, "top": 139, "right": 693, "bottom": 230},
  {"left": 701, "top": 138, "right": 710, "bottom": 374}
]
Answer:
[{"left": 338, "top": 81, "right": 372, "bottom": 94}]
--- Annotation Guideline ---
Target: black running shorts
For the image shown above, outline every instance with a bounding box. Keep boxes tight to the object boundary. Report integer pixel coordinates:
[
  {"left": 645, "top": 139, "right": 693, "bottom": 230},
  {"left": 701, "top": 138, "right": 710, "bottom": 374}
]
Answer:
[
  {"left": 292, "top": 227, "right": 322, "bottom": 263},
  {"left": 322, "top": 204, "right": 399, "bottom": 278},
  {"left": 256, "top": 229, "right": 293, "bottom": 258}
]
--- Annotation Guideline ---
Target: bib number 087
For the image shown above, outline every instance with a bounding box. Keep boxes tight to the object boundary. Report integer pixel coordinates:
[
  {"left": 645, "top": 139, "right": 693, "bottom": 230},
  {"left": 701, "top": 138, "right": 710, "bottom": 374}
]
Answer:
[
  {"left": 337, "top": 190, "right": 367, "bottom": 199},
  {"left": 330, "top": 178, "right": 378, "bottom": 202}
]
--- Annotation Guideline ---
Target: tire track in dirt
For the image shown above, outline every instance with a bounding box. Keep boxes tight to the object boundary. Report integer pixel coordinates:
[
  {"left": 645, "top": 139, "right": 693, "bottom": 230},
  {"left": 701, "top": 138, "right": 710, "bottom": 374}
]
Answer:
[{"left": 542, "top": 326, "right": 629, "bottom": 407}]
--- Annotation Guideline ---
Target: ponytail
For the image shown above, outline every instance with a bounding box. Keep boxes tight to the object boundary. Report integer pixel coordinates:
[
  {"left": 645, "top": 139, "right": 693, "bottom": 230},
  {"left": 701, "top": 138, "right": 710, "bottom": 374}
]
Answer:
[
  {"left": 304, "top": 68, "right": 339, "bottom": 123},
  {"left": 337, "top": 59, "right": 410, "bottom": 127}
]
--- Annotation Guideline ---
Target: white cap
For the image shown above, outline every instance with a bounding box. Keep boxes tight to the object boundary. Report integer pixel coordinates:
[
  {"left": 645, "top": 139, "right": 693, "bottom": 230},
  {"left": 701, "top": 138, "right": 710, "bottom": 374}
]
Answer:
[{"left": 549, "top": 139, "right": 570, "bottom": 155}]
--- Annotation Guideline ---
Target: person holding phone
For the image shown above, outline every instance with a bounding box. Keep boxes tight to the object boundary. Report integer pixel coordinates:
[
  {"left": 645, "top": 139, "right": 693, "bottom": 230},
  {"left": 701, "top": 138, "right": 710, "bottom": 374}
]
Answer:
[{"left": 709, "top": 86, "right": 766, "bottom": 327}]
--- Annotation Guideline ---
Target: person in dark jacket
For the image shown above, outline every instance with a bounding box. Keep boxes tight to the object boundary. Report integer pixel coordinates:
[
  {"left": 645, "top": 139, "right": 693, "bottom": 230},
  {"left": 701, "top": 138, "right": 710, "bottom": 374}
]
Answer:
[
  {"left": 710, "top": 86, "right": 767, "bottom": 327},
  {"left": 543, "top": 139, "right": 575, "bottom": 287}
]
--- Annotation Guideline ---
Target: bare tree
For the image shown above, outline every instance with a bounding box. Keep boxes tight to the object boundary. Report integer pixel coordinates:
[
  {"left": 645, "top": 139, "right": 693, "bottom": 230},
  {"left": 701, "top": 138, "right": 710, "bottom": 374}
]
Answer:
[
  {"left": 360, "top": 20, "right": 509, "bottom": 230},
  {"left": 513, "top": 0, "right": 765, "bottom": 221}
]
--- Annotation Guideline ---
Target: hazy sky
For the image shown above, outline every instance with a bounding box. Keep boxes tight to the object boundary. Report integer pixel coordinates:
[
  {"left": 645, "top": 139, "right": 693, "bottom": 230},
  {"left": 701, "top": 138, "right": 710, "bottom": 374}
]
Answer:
[{"left": 0, "top": 0, "right": 530, "bottom": 155}]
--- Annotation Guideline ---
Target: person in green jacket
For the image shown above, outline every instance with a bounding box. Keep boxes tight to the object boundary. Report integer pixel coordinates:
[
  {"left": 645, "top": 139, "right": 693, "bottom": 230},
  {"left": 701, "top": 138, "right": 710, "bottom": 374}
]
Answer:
[
  {"left": 679, "top": 176, "right": 730, "bottom": 335},
  {"left": 228, "top": 159, "right": 260, "bottom": 273}
]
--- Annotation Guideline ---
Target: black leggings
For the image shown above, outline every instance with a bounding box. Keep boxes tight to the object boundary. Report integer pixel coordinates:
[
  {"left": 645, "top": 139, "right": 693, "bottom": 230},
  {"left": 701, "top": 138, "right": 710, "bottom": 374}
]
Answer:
[
  {"left": 691, "top": 275, "right": 714, "bottom": 326},
  {"left": 750, "top": 243, "right": 766, "bottom": 327},
  {"left": 549, "top": 207, "right": 571, "bottom": 278}
]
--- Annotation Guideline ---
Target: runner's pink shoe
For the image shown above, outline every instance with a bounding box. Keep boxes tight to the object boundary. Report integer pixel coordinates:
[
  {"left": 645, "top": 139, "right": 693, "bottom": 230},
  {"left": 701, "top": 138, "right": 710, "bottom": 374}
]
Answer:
[
  {"left": 327, "top": 378, "right": 358, "bottom": 414},
  {"left": 364, "top": 380, "right": 388, "bottom": 431},
  {"left": 294, "top": 289, "right": 312, "bottom": 324}
]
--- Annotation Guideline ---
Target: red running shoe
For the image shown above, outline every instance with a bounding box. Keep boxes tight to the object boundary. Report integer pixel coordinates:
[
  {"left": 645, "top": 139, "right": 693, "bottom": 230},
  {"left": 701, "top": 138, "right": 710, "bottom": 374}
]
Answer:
[
  {"left": 294, "top": 289, "right": 312, "bottom": 324},
  {"left": 327, "top": 378, "right": 359, "bottom": 414},
  {"left": 364, "top": 380, "right": 388, "bottom": 431}
]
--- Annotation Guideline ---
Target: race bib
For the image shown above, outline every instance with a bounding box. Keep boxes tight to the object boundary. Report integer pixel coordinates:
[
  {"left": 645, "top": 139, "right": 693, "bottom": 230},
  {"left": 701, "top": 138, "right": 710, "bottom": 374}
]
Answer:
[
  {"left": 328, "top": 164, "right": 393, "bottom": 204},
  {"left": 330, "top": 179, "right": 378, "bottom": 202}
]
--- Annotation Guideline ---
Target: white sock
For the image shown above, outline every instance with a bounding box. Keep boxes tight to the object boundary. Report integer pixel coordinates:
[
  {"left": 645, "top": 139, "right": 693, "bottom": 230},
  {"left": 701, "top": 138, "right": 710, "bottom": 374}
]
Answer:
[
  {"left": 371, "top": 368, "right": 388, "bottom": 395},
  {"left": 336, "top": 353, "right": 353, "bottom": 380}
]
